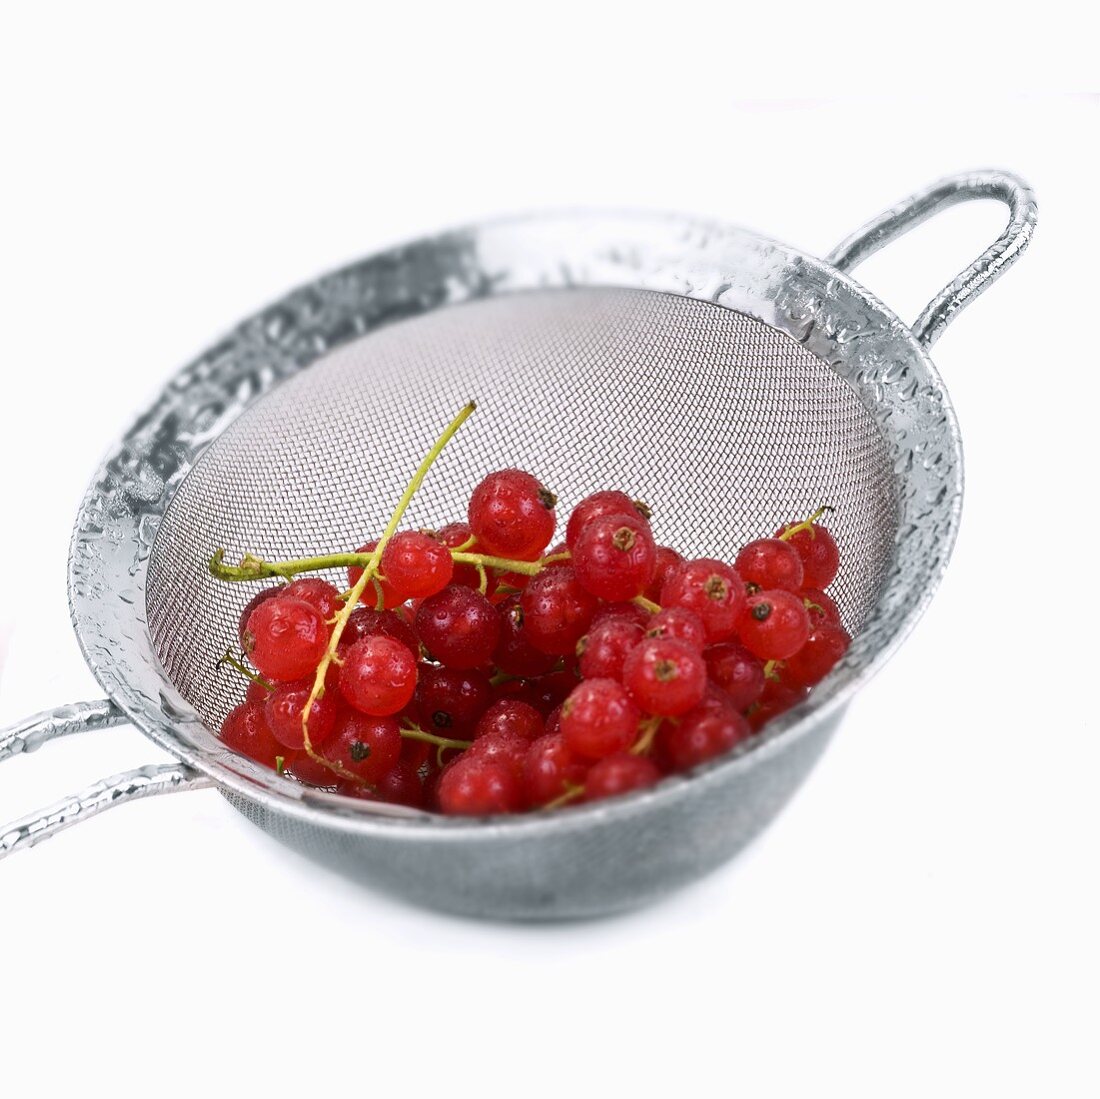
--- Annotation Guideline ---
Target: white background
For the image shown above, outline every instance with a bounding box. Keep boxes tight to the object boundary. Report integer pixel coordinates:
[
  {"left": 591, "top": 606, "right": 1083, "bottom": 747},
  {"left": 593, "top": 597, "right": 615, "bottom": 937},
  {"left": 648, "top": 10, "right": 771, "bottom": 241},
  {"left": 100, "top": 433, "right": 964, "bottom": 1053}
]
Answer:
[{"left": 1, "top": 6, "right": 1096, "bottom": 1098}]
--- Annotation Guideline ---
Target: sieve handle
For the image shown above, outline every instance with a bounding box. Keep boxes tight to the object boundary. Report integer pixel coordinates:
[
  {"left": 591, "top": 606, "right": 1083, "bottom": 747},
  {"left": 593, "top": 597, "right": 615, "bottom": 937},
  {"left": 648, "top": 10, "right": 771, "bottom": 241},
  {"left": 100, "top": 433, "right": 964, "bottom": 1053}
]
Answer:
[
  {"left": 826, "top": 170, "right": 1037, "bottom": 348},
  {"left": 0, "top": 699, "right": 213, "bottom": 859}
]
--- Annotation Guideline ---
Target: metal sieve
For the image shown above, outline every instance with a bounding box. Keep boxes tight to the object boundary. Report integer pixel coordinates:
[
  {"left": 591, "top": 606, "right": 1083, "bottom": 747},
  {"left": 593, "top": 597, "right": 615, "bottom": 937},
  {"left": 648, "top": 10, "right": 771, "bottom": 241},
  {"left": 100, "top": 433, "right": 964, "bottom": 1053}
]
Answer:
[{"left": 0, "top": 172, "right": 1036, "bottom": 919}]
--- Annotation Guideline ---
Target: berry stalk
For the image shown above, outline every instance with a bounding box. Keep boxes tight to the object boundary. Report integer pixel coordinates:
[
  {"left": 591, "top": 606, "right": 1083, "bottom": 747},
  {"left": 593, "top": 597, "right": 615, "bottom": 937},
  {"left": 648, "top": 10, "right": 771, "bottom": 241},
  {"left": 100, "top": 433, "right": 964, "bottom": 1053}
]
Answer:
[{"left": 301, "top": 402, "right": 476, "bottom": 773}]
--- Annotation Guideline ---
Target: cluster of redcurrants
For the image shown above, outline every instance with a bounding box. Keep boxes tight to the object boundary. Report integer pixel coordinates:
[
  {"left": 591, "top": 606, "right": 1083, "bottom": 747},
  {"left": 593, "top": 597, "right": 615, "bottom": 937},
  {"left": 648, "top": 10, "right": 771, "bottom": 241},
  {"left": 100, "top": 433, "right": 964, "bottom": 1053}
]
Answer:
[{"left": 218, "top": 468, "right": 850, "bottom": 815}]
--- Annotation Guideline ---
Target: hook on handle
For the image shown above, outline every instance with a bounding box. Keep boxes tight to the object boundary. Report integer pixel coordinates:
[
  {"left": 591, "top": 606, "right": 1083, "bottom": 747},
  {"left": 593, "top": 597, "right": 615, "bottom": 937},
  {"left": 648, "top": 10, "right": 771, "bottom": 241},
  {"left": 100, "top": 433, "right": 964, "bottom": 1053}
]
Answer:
[{"left": 826, "top": 170, "right": 1037, "bottom": 348}]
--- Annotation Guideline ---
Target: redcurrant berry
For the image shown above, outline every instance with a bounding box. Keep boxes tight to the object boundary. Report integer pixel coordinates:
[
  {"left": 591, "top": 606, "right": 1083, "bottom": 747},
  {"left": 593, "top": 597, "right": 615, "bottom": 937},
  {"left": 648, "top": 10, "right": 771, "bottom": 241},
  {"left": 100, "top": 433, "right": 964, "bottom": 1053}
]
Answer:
[
  {"left": 436, "top": 521, "right": 483, "bottom": 589},
  {"left": 437, "top": 757, "right": 522, "bottom": 815},
  {"left": 339, "top": 634, "right": 418, "bottom": 715},
  {"left": 584, "top": 754, "right": 660, "bottom": 802},
  {"left": 573, "top": 512, "right": 657, "bottom": 601},
  {"left": 342, "top": 606, "right": 419, "bottom": 658},
  {"left": 703, "top": 641, "right": 766, "bottom": 710},
  {"left": 621, "top": 637, "right": 707, "bottom": 717},
  {"left": 347, "top": 540, "right": 403, "bottom": 608},
  {"left": 287, "top": 751, "right": 340, "bottom": 786},
  {"left": 658, "top": 692, "right": 751, "bottom": 771},
  {"left": 734, "top": 538, "right": 804, "bottom": 593},
  {"left": 645, "top": 607, "right": 707, "bottom": 651},
  {"left": 523, "top": 670, "right": 580, "bottom": 715},
  {"left": 519, "top": 567, "right": 599, "bottom": 655},
  {"left": 775, "top": 520, "right": 840, "bottom": 589},
  {"left": 565, "top": 490, "right": 650, "bottom": 549},
  {"left": 416, "top": 584, "right": 501, "bottom": 668},
  {"left": 220, "top": 701, "right": 282, "bottom": 768},
  {"left": 264, "top": 678, "right": 340, "bottom": 750},
  {"left": 474, "top": 699, "right": 544, "bottom": 742},
  {"left": 782, "top": 622, "right": 851, "bottom": 688},
  {"left": 244, "top": 597, "right": 329, "bottom": 683},
  {"left": 577, "top": 618, "right": 645, "bottom": 681},
  {"left": 322, "top": 711, "right": 402, "bottom": 783},
  {"left": 468, "top": 469, "right": 557, "bottom": 560},
  {"left": 800, "top": 588, "right": 842, "bottom": 628},
  {"left": 381, "top": 530, "right": 455, "bottom": 600},
  {"left": 747, "top": 678, "right": 808, "bottom": 731},
  {"left": 280, "top": 577, "right": 343, "bottom": 621},
  {"left": 414, "top": 664, "right": 492, "bottom": 737},
  {"left": 660, "top": 558, "right": 745, "bottom": 642},
  {"left": 237, "top": 586, "right": 282, "bottom": 649},
  {"left": 465, "top": 728, "right": 529, "bottom": 781},
  {"left": 522, "top": 733, "right": 588, "bottom": 808},
  {"left": 644, "top": 545, "right": 684, "bottom": 603},
  {"left": 737, "top": 590, "right": 811, "bottom": 661},
  {"left": 560, "top": 678, "right": 641, "bottom": 760},
  {"left": 492, "top": 594, "right": 559, "bottom": 677},
  {"left": 374, "top": 761, "right": 427, "bottom": 808},
  {"left": 590, "top": 601, "right": 652, "bottom": 631}
]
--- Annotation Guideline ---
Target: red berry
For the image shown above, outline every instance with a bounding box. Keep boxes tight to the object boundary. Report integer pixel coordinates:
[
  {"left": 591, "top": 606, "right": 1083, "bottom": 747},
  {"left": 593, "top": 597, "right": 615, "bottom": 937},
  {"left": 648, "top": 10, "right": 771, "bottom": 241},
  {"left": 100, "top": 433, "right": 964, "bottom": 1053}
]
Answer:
[
  {"left": 437, "top": 758, "right": 522, "bottom": 815},
  {"left": 523, "top": 733, "right": 588, "bottom": 807},
  {"left": 543, "top": 705, "right": 563, "bottom": 738},
  {"left": 560, "top": 678, "right": 641, "bottom": 760},
  {"left": 416, "top": 585, "right": 501, "bottom": 668},
  {"left": 468, "top": 469, "right": 557, "bottom": 560},
  {"left": 280, "top": 577, "right": 343, "bottom": 620},
  {"left": 287, "top": 750, "right": 340, "bottom": 786},
  {"left": 524, "top": 671, "right": 577, "bottom": 715},
  {"left": 621, "top": 637, "right": 707, "bottom": 717},
  {"left": 660, "top": 558, "right": 745, "bottom": 642},
  {"left": 519, "top": 567, "right": 599, "bottom": 655},
  {"left": 590, "top": 601, "right": 652, "bottom": 631},
  {"left": 244, "top": 597, "right": 330, "bottom": 683},
  {"left": 474, "top": 699, "right": 544, "bottom": 742},
  {"left": 347, "top": 540, "right": 403, "bottom": 608},
  {"left": 342, "top": 606, "right": 419, "bottom": 658},
  {"left": 339, "top": 635, "right": 418, "bottom": 715},
  {"left": 219, "top": 701, "right": 282, "bottom": 768},
  {"left": 734, "top": 538, "right": 804, "bottom": 593},
  {"left": 465, "top": 729, "right": 529, "bottom": 780},
  {"left": 322, "top": 711, "right": 402, "bottom": 783},
  {"left": 572, "top": 512, "right": 657, "bottom": 601},
  {"left": 800, "top": 588, "right": 842, "bottom": 628},
  {"left": 737, "top": 590, "right": 811, "bottom": 661},
  {"left": 492, "top": 594, "right": 559, "bottom": 677},
  {"left": 434, "top": 522, "right": 490, "bottom": 594},
  {"left": 414, "top": 665, "right": 492, "bottom": 737},
  {"left": 381, "top": 531, "right": 455, "bottom": 599},
  {"left": 584, "top": 754, "right": 660, "bottom": 802},
  {"left": 774, "top": 521, "right": 840, "bottom": 589},
  {"left": 704, "top": 641, "right": 766, "bottom": 710},
  {"left": 645, "top": 607, "right": 706, "bottom": 651},
  {"left": 748, "top": 679, "right": 808, "bottom": 731},
  {"left": 565, "top": 491, "right": 650, "bottom": 549},
  {"left": 578, "top": 618, "right": 645, "bottom": 681},
  {"left": 237, "top": 587, "right": 282, "bottom": 649},
  {"left": 375, "top": 761, "right": 426, "bottom": 808},
  {"left": 245, "top": 680, "right": 271, "bottom": 704},
  {"left": 782, "top": 622, "right": 851, "bottom": 688},
  {"left": 264, "top": 678, "right": 340, "bottom": 750},
  {"left": 644, "top": 545, "right": 684, "bottom": 603},
  {"left": 659, "top": 692, "right": 751, "bottom": 771}
]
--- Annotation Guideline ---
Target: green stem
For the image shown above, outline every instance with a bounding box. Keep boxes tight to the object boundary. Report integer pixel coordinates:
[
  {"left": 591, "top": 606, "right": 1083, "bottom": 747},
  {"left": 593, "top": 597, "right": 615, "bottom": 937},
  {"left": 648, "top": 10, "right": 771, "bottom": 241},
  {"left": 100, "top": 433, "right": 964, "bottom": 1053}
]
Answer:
[
  {"left": 544, "top": 782, "right": 585, "bottom": 810},
  {"left": 777, "top": 504, "right": 833, "bottom": 542},
  {"left": 299, "top": 402, "right": 476, "bottom": 770},
  {"left": 633, "top": 595, "right": 661, "bottom": 614},
  {"left": 399, "top": 725, "right": 472, "bottom": 752},
  {"left": 630, "top": 715, "right": 663, "bottom": 756},
  {"left": 216, "top": 649, "right": 274, "bottom": 693}
]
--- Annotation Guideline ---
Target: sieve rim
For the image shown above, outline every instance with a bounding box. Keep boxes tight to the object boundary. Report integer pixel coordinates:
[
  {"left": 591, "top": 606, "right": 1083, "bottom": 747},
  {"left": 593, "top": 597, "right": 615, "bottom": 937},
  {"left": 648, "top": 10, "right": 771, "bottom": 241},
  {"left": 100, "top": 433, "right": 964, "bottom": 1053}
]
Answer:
[{"left": 67, "top": 208, "right": 963, "bottom": 837}]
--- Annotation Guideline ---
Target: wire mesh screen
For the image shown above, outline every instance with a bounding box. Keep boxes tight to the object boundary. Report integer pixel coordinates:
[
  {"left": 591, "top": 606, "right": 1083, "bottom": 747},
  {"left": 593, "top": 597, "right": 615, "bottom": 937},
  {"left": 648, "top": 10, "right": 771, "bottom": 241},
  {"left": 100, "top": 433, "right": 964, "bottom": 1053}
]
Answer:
[{"left": 146, "top": 288, "right": 897, "bottom": 730}]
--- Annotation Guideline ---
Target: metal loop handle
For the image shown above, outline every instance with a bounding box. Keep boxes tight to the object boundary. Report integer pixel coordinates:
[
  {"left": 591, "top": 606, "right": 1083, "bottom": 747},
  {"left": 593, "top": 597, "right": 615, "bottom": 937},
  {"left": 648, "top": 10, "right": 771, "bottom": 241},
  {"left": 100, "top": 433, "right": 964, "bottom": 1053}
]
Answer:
[
  {"left": 826, "top": 170, "right": 1038, "bottom": 348},
  {"left": 0, "top": 699, "right": 212, "bottom": 859}
]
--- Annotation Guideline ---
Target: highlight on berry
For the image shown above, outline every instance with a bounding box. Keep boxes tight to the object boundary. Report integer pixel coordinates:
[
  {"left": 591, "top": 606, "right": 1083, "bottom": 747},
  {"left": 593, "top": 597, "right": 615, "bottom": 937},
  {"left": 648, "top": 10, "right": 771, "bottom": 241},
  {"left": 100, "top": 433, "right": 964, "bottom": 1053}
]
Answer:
[{"left": 209, "top": 403, "right": 849, "bottom": 816}]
